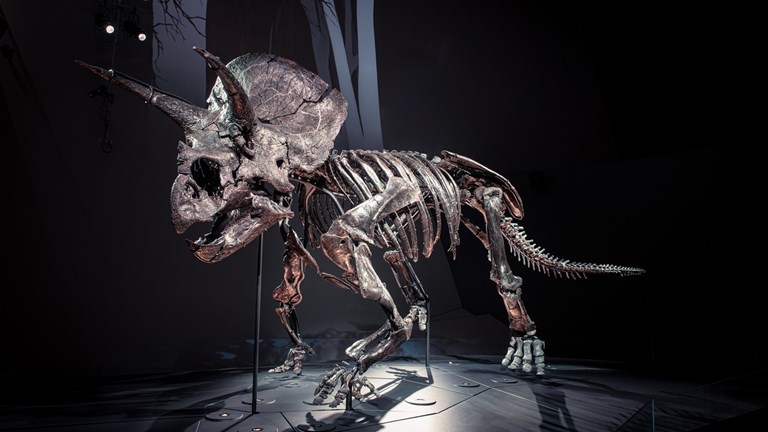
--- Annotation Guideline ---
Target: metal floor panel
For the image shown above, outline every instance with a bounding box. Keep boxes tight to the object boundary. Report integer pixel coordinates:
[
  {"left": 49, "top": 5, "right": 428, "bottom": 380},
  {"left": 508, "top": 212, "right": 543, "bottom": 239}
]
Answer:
[{"left": 1, "top": 356, "right": 765, "bottom": 432}]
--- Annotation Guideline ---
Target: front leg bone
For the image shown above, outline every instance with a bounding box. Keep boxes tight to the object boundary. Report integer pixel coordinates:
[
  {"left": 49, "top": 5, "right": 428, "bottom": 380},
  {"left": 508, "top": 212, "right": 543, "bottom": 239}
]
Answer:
[{"left": 270, "top": 221, "right": 318, "bottom": 375}]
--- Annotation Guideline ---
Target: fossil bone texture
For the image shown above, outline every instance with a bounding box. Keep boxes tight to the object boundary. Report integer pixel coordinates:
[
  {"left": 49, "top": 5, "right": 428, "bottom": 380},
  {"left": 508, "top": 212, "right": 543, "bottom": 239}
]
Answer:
[{"left": 79, "top": 47, "right": 645, "bottom": 408}]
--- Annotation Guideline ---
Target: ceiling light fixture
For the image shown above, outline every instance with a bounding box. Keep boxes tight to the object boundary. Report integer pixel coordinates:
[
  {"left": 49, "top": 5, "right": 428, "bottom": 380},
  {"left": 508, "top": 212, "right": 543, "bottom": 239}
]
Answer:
[
  {"left": 123, "top": 17, "right": 146, "bottom": 42},
  {"left": 93, "top": 1, "right": 146, "bottom": 42}
]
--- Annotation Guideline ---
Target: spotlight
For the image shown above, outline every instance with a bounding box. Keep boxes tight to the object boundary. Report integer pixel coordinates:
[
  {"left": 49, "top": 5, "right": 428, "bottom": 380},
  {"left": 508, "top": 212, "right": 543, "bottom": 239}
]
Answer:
[
  {"left": 123, "top": 19, "right": 145, "bottom": 42},
  {"left": 93, "top": 4, "right": 146, "bottom": 43},
  {"left": 95, "top": 12, "right": 115, "bottom": 35}
]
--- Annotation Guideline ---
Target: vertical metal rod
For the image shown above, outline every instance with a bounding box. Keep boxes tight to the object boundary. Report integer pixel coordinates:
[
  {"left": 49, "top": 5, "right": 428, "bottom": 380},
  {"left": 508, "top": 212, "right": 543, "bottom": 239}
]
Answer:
[
  {"left": 425, "top": 303, "right": 431, "bottom": 368},
  {"left": 251, "top": 234, "right": 264, "bottom": 413},
  {"left": 345, "top": 376, "right": 353, "bottom": 411},
  {"left": 108, "top": 3, "right": 121, "bottom": 71}
]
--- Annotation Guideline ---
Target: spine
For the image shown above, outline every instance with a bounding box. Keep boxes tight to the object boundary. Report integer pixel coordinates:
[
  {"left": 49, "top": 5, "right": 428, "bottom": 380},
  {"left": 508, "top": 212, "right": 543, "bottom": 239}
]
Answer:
[{"left": 501, "top": 219, "right": 645, "bottom": 278}]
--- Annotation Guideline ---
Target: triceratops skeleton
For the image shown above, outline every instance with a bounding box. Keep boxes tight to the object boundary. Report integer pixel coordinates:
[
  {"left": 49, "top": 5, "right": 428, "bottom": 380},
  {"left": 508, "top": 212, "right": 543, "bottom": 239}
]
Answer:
[{"left": 79, "top": 47, "right": 644, "bottom": 407}]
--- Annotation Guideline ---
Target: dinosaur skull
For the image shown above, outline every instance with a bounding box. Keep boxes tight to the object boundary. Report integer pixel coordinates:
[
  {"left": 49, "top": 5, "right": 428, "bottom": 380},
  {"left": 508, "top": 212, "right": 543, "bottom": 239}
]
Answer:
[{"left": 79, "top": 48, "right": 347, "bottom": 262}]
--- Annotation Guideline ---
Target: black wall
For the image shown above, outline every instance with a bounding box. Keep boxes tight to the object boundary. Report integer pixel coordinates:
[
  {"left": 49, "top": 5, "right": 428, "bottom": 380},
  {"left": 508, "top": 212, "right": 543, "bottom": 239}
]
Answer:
[{"left": 374, "top": 1, "right": 759, "bottom": 380}]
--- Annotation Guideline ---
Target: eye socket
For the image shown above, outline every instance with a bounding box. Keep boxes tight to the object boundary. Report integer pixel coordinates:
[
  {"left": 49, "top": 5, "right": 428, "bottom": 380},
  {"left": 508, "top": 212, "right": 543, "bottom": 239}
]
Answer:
[
  {"left": 275, "top": 158, "right": 285, "bottom": 169},
  {"left": 191, "top": 158, "right": 222, "bottom": 197}
]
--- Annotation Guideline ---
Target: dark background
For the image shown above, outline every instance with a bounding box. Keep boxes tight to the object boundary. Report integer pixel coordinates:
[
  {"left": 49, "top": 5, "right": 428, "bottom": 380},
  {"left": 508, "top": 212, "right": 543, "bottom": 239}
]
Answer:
[{"left": 0, "top": 0, "right": 759, "bottom": 402}]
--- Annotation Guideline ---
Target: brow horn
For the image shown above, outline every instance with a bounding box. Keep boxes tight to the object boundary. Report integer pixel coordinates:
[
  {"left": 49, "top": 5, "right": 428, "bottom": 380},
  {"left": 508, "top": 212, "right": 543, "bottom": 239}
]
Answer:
[
  {"left": 192, "top": 46, "right": 256, "bottom": 134},
  {"left": 76, "top": 60, "right": 208, "bottom": 127}
]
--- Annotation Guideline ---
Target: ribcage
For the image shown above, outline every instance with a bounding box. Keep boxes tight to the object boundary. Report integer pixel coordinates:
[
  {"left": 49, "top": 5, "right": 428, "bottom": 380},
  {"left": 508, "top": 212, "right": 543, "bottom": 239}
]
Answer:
[{"left": 298, "top": 150, "right": 462, "bottom": 262}]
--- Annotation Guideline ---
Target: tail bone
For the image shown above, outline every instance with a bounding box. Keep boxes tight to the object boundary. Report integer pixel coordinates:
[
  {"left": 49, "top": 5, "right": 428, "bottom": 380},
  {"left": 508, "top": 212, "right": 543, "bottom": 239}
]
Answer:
[{"left": 500, "top": 218, "right": 645, "bottom": 278}]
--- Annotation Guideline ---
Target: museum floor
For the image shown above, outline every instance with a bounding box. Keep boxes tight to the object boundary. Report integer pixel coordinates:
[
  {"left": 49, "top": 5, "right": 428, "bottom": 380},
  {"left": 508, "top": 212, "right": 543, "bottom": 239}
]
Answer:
[{"left": 1, "top": 355, "right": 765, "bottom": 432}]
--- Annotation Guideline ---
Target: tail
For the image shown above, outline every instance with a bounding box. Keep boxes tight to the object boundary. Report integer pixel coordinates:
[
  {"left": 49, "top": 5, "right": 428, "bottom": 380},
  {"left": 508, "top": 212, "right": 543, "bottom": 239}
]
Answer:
[{"left": 500, "top": 218, "right": 645, "bottom": 278}]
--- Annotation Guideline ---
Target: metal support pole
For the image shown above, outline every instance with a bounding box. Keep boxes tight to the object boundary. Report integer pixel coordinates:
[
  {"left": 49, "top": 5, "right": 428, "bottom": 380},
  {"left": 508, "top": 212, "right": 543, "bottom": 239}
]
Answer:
[
  {"left": 251, "top": 234, "right": 264, "bottom": 413},
  {"left": 425, "top": 303, "right": 431, "bottom": 368},
  {"left": 345, "top": 375, "right": 354, "bottom": 411}
]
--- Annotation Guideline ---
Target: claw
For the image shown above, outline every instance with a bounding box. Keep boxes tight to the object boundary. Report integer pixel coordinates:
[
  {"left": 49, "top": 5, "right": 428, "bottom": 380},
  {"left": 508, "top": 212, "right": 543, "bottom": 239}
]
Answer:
[
  {"left": 329, "top": 394, "right": 345, "bottom": 408},
  {"left": 312, "top": 364, "right": 346, "bottom": 405},
  {"left": 503, "top": 336, "right": 545, "bottom": 375},
  {"left": 354, "top": 375, "right": 381, "bottom": 402},
  {"left": 328, "top": 372, "right": 351, "bottom": 408},
  {"left": 501, "top": 338, "right": 517, "bottom": 367},
  {"left": 268, "top": 347, "right": 307, "bottom": 374},
  {"left": 522, "top": 339, "right": 533, "bottom": 373},
  {"left": 533, "top": 337, "right": 545, "bottom": 375},
  {"left": 417, "top": 306, "right": 428, "bottom": 331},
  {"left": 405, "top": 306, "right": 428, "bottom": 332},
  {"left": 312, "top": 365, "right": 381, "bottom": 407},
  {"left": 507, "top": 337, "right": 524, "bottom": 370}
]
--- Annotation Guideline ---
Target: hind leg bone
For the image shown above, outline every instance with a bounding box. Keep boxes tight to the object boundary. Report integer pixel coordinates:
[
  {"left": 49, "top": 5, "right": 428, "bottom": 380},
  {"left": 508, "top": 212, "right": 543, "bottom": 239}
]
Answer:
[
  {"left": 313, "top": 177, "right": 422, "bottom": 406},
  {"left": 473, "top": 186, "right": 546, "bottom": 375}
]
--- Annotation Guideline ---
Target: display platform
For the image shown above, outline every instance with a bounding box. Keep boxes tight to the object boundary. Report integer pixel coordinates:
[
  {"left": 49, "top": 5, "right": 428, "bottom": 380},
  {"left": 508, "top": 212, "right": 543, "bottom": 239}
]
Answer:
[{"left": 1, "top": 355, "right": 765, "bottom": 431}]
